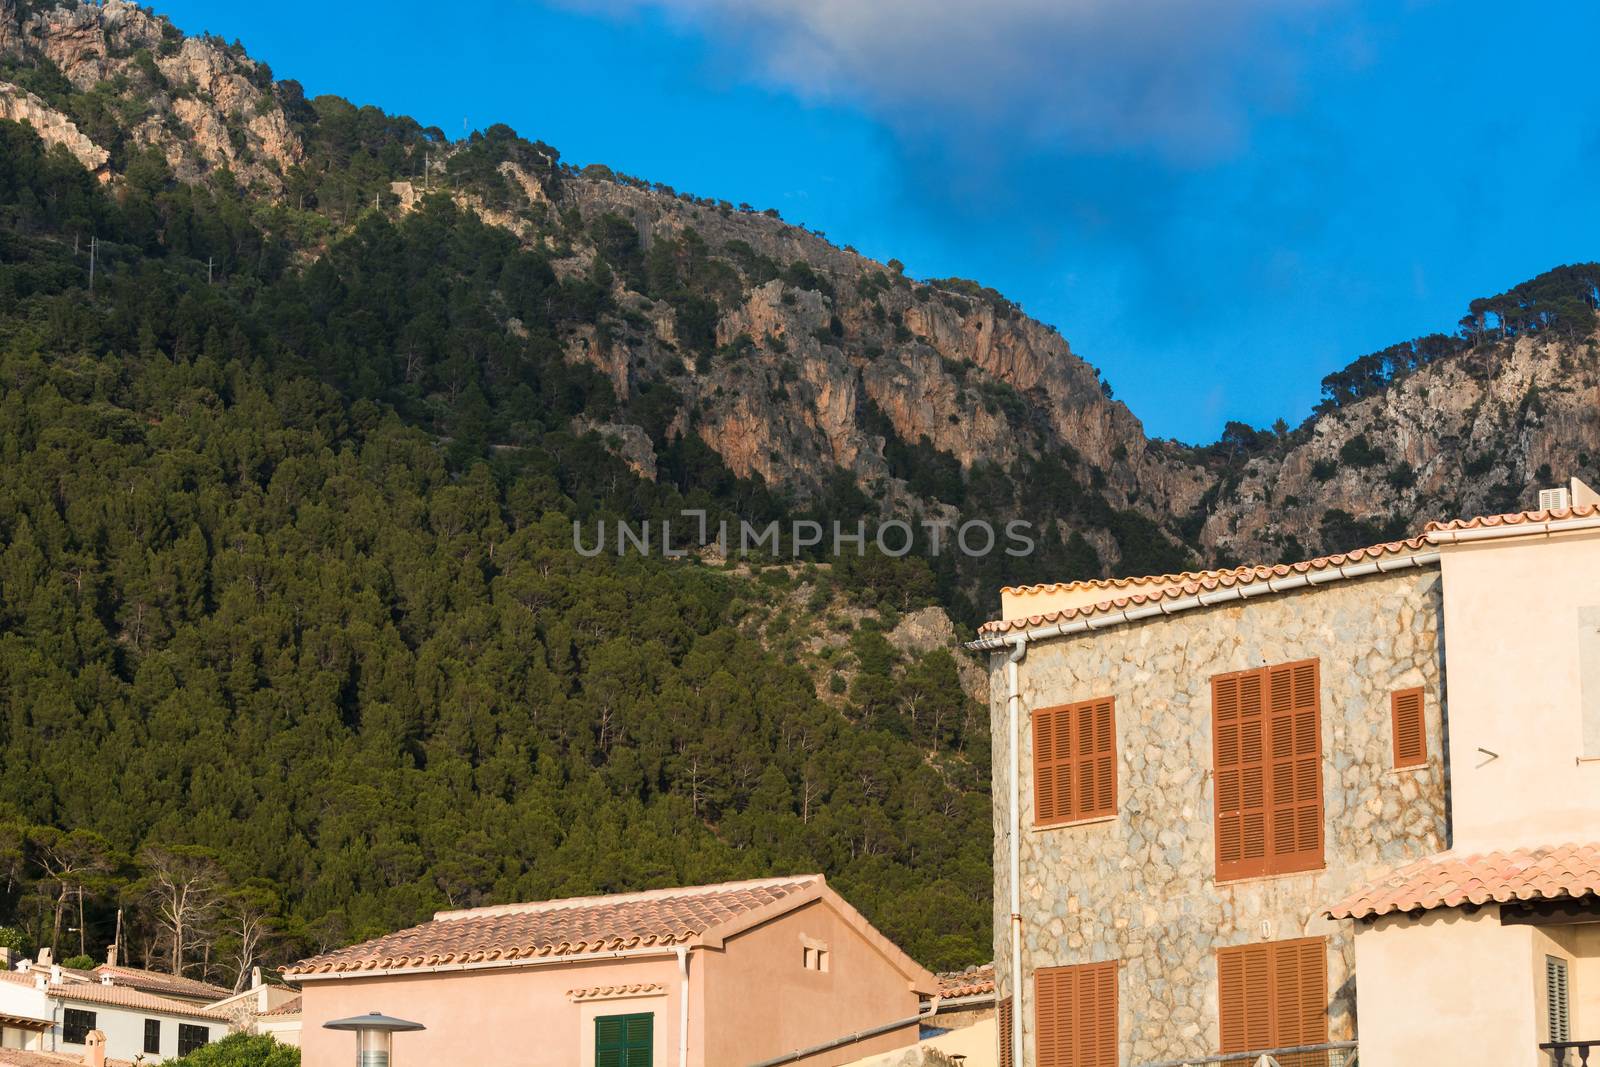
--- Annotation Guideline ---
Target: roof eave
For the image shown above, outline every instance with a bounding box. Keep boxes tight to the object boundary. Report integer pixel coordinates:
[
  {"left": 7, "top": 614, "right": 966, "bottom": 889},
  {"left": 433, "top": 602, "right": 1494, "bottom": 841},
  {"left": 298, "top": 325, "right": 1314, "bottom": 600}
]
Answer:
[{"left": 967, "top": 549, "right": 1442, "bottom": 651}]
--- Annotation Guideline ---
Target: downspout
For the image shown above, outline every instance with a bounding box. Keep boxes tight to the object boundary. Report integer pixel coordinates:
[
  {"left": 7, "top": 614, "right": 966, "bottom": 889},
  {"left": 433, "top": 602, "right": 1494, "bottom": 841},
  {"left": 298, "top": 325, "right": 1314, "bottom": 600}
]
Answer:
[
  {"left": 676, "top": 945, "right": 689, "bottom": 1067},
  {"left": 1005, "top": 637, "right": 1028, "bottom": 1067}
]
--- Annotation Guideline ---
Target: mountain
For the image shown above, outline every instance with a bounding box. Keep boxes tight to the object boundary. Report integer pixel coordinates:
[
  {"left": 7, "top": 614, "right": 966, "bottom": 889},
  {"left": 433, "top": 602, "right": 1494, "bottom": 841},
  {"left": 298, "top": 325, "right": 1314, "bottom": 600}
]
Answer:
[{"left": 0, "top": 0, "right": 1597, "bottom": 982}]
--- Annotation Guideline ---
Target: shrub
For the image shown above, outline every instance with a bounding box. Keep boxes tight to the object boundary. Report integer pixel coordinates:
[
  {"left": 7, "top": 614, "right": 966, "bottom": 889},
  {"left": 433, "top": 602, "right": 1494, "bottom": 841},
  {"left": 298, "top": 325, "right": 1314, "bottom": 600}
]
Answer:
[{"left": 1338, "top": 433, "right": 1387, "bottom": 468}]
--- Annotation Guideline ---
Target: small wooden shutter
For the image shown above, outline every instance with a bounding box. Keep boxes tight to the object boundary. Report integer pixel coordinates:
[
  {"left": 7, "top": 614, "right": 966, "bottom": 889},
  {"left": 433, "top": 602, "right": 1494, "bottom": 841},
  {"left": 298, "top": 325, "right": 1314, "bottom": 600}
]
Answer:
[
  {"left": 1213, "top": 660, "right": 1322, "bottom": 879},
  {"left": 1390, "top": 687, "right": 1427, "bottom": 768},
  {"left": 998, "top": 996, "right": 1015, "bottom": 1067},
  {"left": 1034, "top": 698, "right": 1117, "bottom": 826},
  {"left": 1548, "top": 956, "right": 1571, "bottom": 1042},
  {"left": 596, "top": 1012, "right": 653, "bottom": 1067},
  {"left": 1036, "top": 961, "right": 1117, "bottom": 1067},
  {"left": 1218, "top": 939, "right": 1328, "bottom": 1067}
]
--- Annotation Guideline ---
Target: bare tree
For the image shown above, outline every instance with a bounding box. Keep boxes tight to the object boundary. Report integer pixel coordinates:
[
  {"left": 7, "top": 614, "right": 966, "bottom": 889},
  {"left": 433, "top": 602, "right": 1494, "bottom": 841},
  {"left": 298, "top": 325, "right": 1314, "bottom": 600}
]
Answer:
[
  {"left": 138, "top": 845, "right": 224, "bottom": 977},
  {"left": 221, "top": 883, "right": 279, "bottom": 993}
]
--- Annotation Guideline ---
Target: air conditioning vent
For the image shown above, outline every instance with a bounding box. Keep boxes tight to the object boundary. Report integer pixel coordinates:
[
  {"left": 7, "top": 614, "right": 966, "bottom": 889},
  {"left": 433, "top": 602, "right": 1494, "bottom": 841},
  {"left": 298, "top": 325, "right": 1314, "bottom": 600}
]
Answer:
[{"left": 1539, "top": 487, "right": 1571, "bottom": 511}]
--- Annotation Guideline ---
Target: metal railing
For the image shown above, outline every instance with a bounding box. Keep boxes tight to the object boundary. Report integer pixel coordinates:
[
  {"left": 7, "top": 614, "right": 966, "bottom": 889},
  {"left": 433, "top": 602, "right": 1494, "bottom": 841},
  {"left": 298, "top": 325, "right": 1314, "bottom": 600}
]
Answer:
[
  {"left": 1542, "top": 1040, "right": 1600, "bottom": 1066},
  {"left": 1135, "top": 1041, "right": 1358, "bottom": 1067}
]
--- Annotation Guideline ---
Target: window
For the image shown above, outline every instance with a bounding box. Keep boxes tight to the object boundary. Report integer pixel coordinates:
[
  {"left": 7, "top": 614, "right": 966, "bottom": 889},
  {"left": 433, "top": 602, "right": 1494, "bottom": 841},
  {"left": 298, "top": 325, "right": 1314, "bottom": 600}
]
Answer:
[
  {"left": 998, "top": 996, "right": 1014, "bottom": 1067},
  {"left": 1212, "top": 660, "right": 1323, "bottom": 880},
  {"left": 62, "top": 1008, "right": 95, "bottom": 1045},
  {"left": 178, "top": 1024, "right": 210, "bottom": 1057},
  {"left": 596, "top": 1012, "right": 652, "bottom": 1067},
  {"left": 801, "top": 944, "right": 829, "bottom": 971},
  {"left": 1390, "top": 687, "right": 1427, "bottom": 768},
  {"left": 1033, "top": 697, "right": 1116, "bottom": 826},
  {"left": 1218, "top": 938, "right": 1327, "bottom": 1067},
  {"left": 1548, "top": 956, "right": 1571, "bottom": 1043},
  {"left": 1035, "top": 961, "right": 1117, "bottom": 1067},
  {"left": 144, "top": 1019, "right": 161, "bottom": 1055}
]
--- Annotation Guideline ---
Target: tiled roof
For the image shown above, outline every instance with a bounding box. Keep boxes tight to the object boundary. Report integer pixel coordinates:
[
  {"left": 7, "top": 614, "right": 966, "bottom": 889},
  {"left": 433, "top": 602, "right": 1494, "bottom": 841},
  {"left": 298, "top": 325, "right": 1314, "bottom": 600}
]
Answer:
[
  {"left": 0, "top": 968, "right": 40, "bottom": 986},
  {"left": 979, "top": 536, "right": 1431, "bottom": 635},
  {"left": 48, "top": 981, "right": 233, "bottom": 1021},
  {"left": 1425, "top": 502, "right": 1600, "bottom": 533},
  {"left": 936, "top": 962, "right": 995, "bottom": 999},
  {"left": 260, "top": 995, "right": 301, "bottom": 1017},
  {"left": 285, "top": 876, "right": 822, "bottom": 977},
  {"left": 1327, "top": 842, "right": 1600, "bottom": 920},
  {"left": 0, "top": 1053, "right": 134, "bottom": 1067},
  {"left": 94, "top": 963, "right": 230, "bottom": 1001}
]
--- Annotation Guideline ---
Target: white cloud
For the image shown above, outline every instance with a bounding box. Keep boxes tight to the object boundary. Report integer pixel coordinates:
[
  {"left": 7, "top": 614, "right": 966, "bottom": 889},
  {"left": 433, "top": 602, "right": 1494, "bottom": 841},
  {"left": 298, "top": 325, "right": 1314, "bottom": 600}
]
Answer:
[{"left": 568, "top": 0, "right": 1338, "bottom": 160}]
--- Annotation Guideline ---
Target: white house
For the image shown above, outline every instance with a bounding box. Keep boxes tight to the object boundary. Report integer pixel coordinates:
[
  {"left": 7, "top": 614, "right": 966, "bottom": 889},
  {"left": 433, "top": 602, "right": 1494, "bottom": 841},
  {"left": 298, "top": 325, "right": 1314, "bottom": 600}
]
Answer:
[{"left": 0, "top": 957, "right": 227, "bottom": 1063}]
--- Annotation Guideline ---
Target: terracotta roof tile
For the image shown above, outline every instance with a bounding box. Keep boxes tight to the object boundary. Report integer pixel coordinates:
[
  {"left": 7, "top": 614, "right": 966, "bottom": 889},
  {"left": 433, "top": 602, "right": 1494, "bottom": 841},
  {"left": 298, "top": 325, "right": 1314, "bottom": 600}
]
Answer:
[
  {"left": 1327, "top": 842, "right": 1600, "bottom": 920},
  {"left": 284, "top": 875, "right": 821, "bottom": 977},
  {"left": 935, "top": 962, "right": 994, "bottom": 999},
  {"left": 47, "top": 981, "right": 233, "bottom": 1021},
  {"left": 0, "top": 1053, "right": 134, "bottom": 1067},
  {"left": 93, "top": 963, "right": 230, "bottom": 1001},
  {"left": 980, "top": 536, "right": 1431, "bottom": 635},
  {"left": 567, "top": 983, "right": 666, "bottom": 1001},
  {"left": 1425, "top": 502, "right": 1600, "bottom": 532}
]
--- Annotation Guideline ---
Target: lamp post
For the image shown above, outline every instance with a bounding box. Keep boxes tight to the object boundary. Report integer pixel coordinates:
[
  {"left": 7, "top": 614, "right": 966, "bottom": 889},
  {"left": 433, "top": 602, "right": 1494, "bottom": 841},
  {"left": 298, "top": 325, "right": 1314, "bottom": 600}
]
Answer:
[{"left": 323, "top": 1012, "right": 426, "bottom": 1067}]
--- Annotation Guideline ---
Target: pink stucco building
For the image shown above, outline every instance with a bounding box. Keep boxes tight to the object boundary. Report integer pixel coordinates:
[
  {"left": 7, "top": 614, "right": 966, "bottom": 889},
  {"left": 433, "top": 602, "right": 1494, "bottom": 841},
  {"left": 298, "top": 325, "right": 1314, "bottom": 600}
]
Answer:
[{"left": 285, "top": 875, "right": 937, "bottom": 1067}]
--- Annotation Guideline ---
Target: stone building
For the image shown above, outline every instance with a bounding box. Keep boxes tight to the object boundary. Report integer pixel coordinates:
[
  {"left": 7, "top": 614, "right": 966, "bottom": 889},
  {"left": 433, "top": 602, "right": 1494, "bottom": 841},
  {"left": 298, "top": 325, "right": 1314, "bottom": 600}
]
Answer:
[{"left": 968, "top": 480, "right": 1600, "bottom": 1067}]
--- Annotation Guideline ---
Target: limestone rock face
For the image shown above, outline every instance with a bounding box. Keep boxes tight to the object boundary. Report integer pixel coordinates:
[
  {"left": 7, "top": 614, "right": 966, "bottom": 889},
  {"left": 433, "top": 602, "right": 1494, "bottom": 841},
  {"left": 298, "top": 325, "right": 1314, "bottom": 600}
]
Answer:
[
  {"left": 0, "top": 0, "right": 301, "bottom": 189},
  {"left": 573, "top": 419, "right": 658, "bottom": 481},
  {"left": 0, "top": 81, "right": 107, "bottom": 171},
  {"left": 1201, "top": 331, "right": 1600, "bottom": 562}
]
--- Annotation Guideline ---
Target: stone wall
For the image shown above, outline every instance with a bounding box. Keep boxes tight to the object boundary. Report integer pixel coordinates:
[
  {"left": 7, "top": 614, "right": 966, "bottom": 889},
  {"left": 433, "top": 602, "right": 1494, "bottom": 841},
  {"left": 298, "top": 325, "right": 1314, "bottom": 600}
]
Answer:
[{"left": 988, "top": 568, "right": 1449, "bottom": 1066}]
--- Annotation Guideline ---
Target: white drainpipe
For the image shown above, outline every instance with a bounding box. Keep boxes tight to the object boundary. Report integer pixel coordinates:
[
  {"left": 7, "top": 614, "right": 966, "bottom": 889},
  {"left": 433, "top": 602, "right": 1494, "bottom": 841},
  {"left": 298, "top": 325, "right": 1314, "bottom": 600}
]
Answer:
[
  {"left": 1005, "top": 638, "right": 1028, "bottom": 1067},
  {"left": 676, "top": 945, "right": 690, "bottom": 1067}
]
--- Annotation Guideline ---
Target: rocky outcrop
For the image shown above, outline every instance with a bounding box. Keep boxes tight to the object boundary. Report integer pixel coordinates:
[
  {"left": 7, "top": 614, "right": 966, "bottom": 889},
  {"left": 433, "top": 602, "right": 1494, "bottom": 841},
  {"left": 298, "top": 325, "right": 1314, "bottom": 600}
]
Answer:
[
  {"left": 0, "top": 0, "right": 301, "bottom": 188},
  {"left": 0, "top": 81, "right": 107, "bottom": 171},
  {"left": 573, "top": 418, "right": 658, "bottom": 480},
  {"left": 1201, "top": 330, "right": 1600, "bottom": 562}
]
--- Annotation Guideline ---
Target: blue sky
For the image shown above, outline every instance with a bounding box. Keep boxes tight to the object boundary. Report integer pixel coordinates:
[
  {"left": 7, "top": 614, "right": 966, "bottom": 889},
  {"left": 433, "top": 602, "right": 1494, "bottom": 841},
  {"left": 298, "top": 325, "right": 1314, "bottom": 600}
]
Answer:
[{"left": 154, "top": 0, "right": 1600, "bottom": 444}]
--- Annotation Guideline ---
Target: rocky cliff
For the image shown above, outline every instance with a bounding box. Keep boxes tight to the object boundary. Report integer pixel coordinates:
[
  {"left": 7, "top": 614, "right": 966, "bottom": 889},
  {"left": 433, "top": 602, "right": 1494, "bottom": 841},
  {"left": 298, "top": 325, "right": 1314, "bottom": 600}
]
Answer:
[
  {"left": 1, "top": 0, "right": 300, "bottom": 188},
  {"left": 1200, "top": 330, "right": 1600, "bottom": 564}
]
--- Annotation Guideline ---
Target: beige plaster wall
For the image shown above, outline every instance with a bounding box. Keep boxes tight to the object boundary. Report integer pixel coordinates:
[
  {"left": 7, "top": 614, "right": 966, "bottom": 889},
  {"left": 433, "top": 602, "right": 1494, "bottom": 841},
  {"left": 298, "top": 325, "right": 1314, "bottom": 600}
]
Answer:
[
  {"left": 1355, "top": 908, "right": 1535, "bottom": 1065},
  {"left": 297, "top": 954, "right": 686, "bottom": 1067},
  {"left": 1436, "top": 527, "right": 1600, "bottom": 851},
  {"left": 989, "top": 569, "right": 1449, "bottom": 1065},
  {"left": 699, "top": 898, "right": 922, "bottom": 1067}
]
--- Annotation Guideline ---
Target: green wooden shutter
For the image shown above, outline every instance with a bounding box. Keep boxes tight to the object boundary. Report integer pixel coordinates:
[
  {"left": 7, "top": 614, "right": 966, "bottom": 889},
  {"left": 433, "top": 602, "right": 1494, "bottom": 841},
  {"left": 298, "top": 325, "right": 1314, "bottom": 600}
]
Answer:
[{"left": 597, "top": 1012, "right": 653, "bottom": 1067}]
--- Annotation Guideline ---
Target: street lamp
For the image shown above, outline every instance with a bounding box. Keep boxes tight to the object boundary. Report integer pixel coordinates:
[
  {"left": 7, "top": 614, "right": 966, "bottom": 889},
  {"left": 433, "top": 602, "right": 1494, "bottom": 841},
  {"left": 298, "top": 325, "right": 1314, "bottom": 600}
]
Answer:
[{"left": 323, "top": 1012, "right": 426, "bottom": 1067}]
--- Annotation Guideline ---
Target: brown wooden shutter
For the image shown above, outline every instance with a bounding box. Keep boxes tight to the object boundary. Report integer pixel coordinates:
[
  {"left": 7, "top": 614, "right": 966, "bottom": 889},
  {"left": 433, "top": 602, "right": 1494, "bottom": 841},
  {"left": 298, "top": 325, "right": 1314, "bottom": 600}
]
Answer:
[
  {"left": 1212, "top": 670, "right": 1268, "bottom": 879},
  {"left": 1391, "top": 687, "right": 1426, "bottom": 768},
  {"left": 1218, "top": 938, "right": 1328, "bottom": 1067},
  {"left": 997, "top": 996, "right": 1014, "bottom": 1067},
  {"left": 1213, "top": 660, "right": 1322, "bottom": 879},
  {"left": 1036, "top": 962, "right": 1118, "bottom": 1067},
  {"left": 1267, "top": 660, "right": 1323, "bottom": 875},
  {"left": 1034, "top": 698, "right": 1117, "bottom": 826}
]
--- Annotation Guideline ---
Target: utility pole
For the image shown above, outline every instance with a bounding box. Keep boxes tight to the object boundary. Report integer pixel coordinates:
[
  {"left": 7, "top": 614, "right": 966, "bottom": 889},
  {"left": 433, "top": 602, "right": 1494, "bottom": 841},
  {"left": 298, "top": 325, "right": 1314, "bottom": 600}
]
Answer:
[
  {"left": 207, "top": 256, "right": 213, "bottom": 285},
  {"left": 88, "top": 236, "right": 96, "bottom": 293}
]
